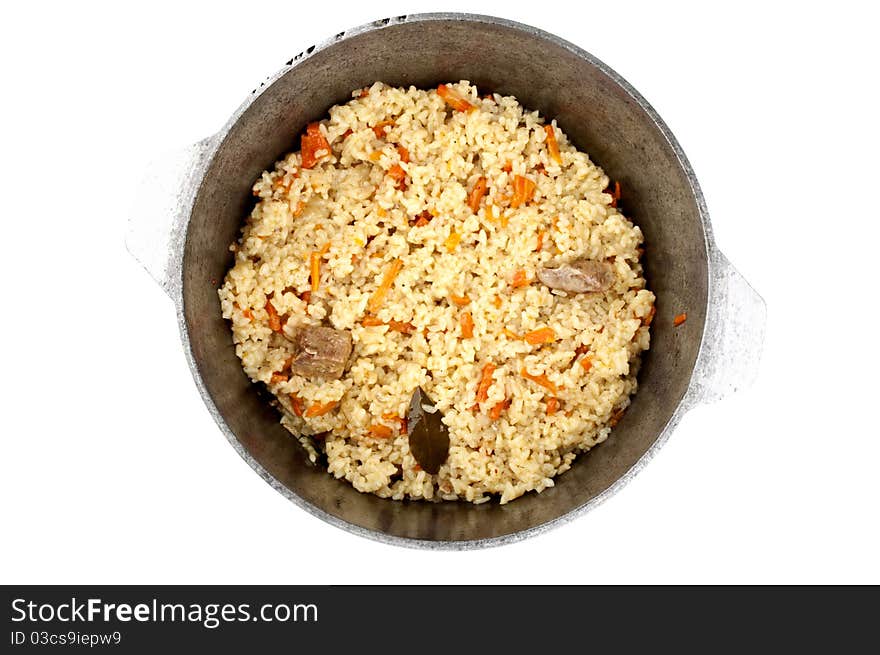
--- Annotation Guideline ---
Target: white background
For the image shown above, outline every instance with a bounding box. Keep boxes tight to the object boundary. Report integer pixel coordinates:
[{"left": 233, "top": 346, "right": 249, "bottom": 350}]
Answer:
[{"left": 1, "top": 0, "right": 878, "bottom": 584}]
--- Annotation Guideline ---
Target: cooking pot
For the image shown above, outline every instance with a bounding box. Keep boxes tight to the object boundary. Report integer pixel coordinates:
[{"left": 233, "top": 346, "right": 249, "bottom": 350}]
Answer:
[{"left": 127, "top": 13, "right": 765, "bottom": 548}]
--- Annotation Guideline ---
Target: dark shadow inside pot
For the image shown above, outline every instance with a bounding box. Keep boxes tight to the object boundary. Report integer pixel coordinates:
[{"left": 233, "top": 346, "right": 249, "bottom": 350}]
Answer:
[{"left": 182, "top": 16, "right": 708, "bottom": 543}]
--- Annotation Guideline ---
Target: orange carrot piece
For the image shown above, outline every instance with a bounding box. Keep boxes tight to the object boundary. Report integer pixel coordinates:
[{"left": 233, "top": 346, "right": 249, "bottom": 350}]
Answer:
[
  {"left": 305, "top": 400, "right": 337, "bottom": 418},
  {"left": 437, "top": 84, "right": 474, "bottom": 112},
  {"left": 450, "top": 294, "right": 471, "bottom": 307},
  {"left": 289, "top": 394, "right": 304, "bottom": 417},
  {"left": 361, "top": 315, "right": 385, "bottom": 327},
  {"left": 510, "top": 175, "right": 536, "bottom": 208},
  {"left": 609, "top": 181, "right": 621, "bottom": 208},
  {"left": 444, "top": 229, "right": 461, "bottom": 252},
  {"left": 372, "top": 120, "right": 395, "bottom": 139},
  {"left": 265, "top": 300, "right": 282, "bottom": 332},
  {"left": 489, "top": 399, "right": 508, "bottom": 420},
  {"left": 300, "top": 123, "right": 330, "bottom": 169},
  {"left": 511, "top": 269, "right": 530, "bottom": 289},
  {"left": 643, "top": 305, "right": 656, "bottom": 326},
  {"left": 460, "top": 311, "right": 474, "bottom": 338},
  {"left": 309, "top": 251, "right": 321, "bottom": 292},
  {"left": 270, "top": 372, "right": 288, "bottom": 384},
  {"left": 369, "top": 151, "right": 382, "bottom": 162},
  {"left": 368, "top": 424, "right": 394, "bottom": 439},
  {"left": 467, "top": 176, "right": 488, "bottom": 214},
  {"left": 292, "top": 200, "right": 305, "bottom": 217},
  {"left": 367, "top": 258, "right": 403, "bottom": 313},
  {"left": 536, "top": 229, "right": 545, "bottom": 251},
  {"left": 241, "top": 308, "right": 253, "bottom": 320},
  {"left": 502, "top": 161, "right": 512, "bottom": 173},
  {"left": 521, "top": 367, "right": 558, "bottom": 395},
  {"left": 388, "top": 164, "right": 407, "bottom": 189},
  {"left": 396, "top": 145, "right": 410, "bottom": 162},
  {"left": 476, "top": 363, "right": 497, "bottom": 403},
  {"left": 382, "top": 413, "right": 407, "bottom": 434},
  {"left": 674, "top": 312, "right": 688, "bottom": 326},
  {"left": 358, "top": 87, "right": 370, "bottom": 98},
  {"left": 502, "top": 328, "right": 520, "bottom": 340},
  {"left": 580, "top": 356, "right": 593, "bottom": 373},
  {"left": 341, "top": 128, "right": 353, "bottom": 139},
  {"left": 545, "top": 397, "right": 560, "bottom": 415},
  {"left": 523, "top": 327, "right": 556, "bottom": 345},
  {"left": 493, "top": 295, "right": 503, "bottom": 309},
  {"left": 388, "top": 320, "right": 416, "bottom": 335},
  {"left": 544, "top": 125, "right": 562, "bottom": 164}
]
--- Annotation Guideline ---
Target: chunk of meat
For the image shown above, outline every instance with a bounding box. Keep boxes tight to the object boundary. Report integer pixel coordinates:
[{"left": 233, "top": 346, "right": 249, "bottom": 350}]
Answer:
[
  {"left": 537, "top": 258, "right": 615, "bottom": 293},
  {"left": 286, "top": 326, "right": 352, "bottom": 379}
]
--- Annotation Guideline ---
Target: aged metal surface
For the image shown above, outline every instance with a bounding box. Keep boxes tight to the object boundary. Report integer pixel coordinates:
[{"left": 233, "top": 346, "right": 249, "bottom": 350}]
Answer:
[{"left": 127, "top": 13, "right": 765, "bottom": 548}]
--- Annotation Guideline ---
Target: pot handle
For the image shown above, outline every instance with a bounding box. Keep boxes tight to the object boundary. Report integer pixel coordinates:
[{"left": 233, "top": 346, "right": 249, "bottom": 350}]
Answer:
[
  {"left": 125, "top": 136, "right": 217, "bottom": 299},
  {"left": 684, "top": 248, "right": 766, "bottom": 407}
]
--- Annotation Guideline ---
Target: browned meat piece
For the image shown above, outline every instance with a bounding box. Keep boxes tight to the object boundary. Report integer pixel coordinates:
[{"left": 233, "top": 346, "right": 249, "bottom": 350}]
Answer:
[
  {"left": 287, "top": 326, "right": 352, "bottom": 379},
  {"left": 537, "top": 258, "right": 615, "bottom": 293}
]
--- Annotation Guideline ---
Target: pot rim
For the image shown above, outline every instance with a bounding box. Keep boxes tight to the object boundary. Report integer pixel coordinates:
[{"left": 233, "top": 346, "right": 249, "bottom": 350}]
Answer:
[{"left": 174, "top": 12, "right": 714, "bottom": 550}]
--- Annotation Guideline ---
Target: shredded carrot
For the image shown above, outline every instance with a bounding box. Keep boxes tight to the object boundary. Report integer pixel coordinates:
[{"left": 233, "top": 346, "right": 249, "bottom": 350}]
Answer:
[
  {"left": 643, "top": 305, "right": 656, "bottom": 327},
  {"left": 546, "top": 397, "right": 560, "bottom": 415},
  {"left": 382, "top": 412, "right": 407, "bottom": 434},
  {"left": 467, "top": 176, "right": 488, "bottom": 214},
  {"left": 309, "top": 251, "right": 321, "bottom": 292},
  {"left": 437, "top": 84, "right": 474, "bottom": 112},
  {"left": 511, "top": 269, "right": 530, "bottom": 289},
  {"left": 544, "top": 125, "right": 562, "bottom": 164},
  {"left": 318, "top": 242, "right": 331, "bottom": 256},
  {"left": 523, "top": 327, "right": 556, "bottom": 345},
  {"left": 372, "top": 120, "right": 395, "bottom": 139},
  {"left": 241, "top": 308, "right": 253, "bottom": 320},
  {"left": 450, "top": 294, "right": 471, "bottom": 306},
  {"left": 270, "top": 372, "right": 288, "bottom": 384},
  {"left": 502, "top": 161, "right": 512, "bottom": 173},
  {"left": 412, "top": 210, "right": 432, "bottom": 227},
  {"left": 510, "top": 175, "right": 536, "bottom": 208},
  {"left": 376, "top": 206, "right": 388, "bottom": 218},
  {"left": 493, "top": 295, "right": 503, "bottom": 309},
  {"left": 361, "top": 315, "right": 385, "bottom": 327},
  {"left": 369, "top": 151, "right": 382, "bottom": 162},
  {"left": 475, "top": 363, "right": 497, "bottom": 403},
  {"left": 609, "top": 181, "right": 621, "bottom": 208},
  {"left": 358, "top": 87, "right": 370, "bottom": 98},
  {"left": 460, "top": 311, "right": 474, "bottom": 338},
  {"left": 580, "top": 356, "right": 593, "bottom": 373},
  {"left": 489, "top": 399, "right": 508, "bottom": 420},
  {"left": 341, "top": 128, "right": 353, "bottom": 139},
  {"left": 610, "top": 408, "right": 625, "bottom": 427},
  {"left": 292, "top": 200, "right": 305, "bottom": 217},
  {"left": 674, "top": 312, "right": 688, "bottom": 327},
  {"left": 304, "top": 400, "right": 337, "bottom": 418},
  {"left": 536, "top": 229, "right": 545, "bottom": 251},
  {"left": 445, "top": 229, "right": 461, "bottom": 252},
  {"left": 300, "top": 123, "right": 330, "bottom": 169},
  {"left": 368, "top": 424, "right": 394, "bottom": 439},
  {"left": 289, "top": 394, "right": 304, "bottom": 417},
  {"left": 396, "top": 145, "right": 410, "bottom": 162},
  {"left": 367, "top": 258, "right": 403, "bottom": 313},
  {"left": 387, "top": 164, "right": 407, "bottom": 189},
  {"left": 265, "top": 300, "right": 282, "bottom": 332},
  {"left": 521, "top": 367, "right": 558, "bottom": 395},
  {"left": 388, "top": 320, "right": 416, "bottom": 335},
  {"left": 502, "top": 328, "right": 520, "bottom": 340}
]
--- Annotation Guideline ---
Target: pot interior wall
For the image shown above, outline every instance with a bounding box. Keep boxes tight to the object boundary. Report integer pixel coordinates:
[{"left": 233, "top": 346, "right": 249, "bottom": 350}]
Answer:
[{"left": 182, "top": 17, "right": 709, "bottom": 543}]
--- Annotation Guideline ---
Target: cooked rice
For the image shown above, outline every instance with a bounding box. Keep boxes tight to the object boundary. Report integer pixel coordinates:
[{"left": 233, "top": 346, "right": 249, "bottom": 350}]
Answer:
[{"left": 218, "top": 81, "right": 655, "bottom": 504}]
